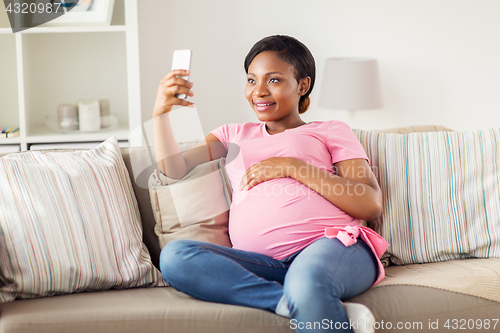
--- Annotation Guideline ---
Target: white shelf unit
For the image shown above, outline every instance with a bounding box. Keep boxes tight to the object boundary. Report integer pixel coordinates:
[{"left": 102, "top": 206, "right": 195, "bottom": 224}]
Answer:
[{"left": 0, "top": 0, "right": 142, "bottom": 151}]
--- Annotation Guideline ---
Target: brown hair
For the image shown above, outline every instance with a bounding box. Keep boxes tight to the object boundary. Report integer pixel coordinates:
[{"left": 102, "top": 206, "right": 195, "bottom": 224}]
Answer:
[
  {"left": 244, "top": 35, "right": 315, "bottom": 114},
  {"left": 299, "top": 96, "right": 311, "bottom": 114}
]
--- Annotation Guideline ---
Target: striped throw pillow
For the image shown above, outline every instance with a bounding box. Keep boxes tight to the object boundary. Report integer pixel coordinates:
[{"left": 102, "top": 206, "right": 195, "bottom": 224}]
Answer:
[
  {"left": 354, "top": 129, "right": 500, "bottom": 265},
  {"left": 0, "top": 137, "right": 166, "bottom": 303}
]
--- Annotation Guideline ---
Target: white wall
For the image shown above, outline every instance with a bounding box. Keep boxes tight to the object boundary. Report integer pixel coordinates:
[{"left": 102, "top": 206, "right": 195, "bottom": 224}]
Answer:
[{"left": 138, "top": 0, "right": 500, "bottom": 136}]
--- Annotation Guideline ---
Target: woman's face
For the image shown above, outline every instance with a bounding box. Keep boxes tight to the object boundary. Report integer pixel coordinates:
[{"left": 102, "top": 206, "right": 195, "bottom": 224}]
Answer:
[{"left": 245, "top": 51, "right": 309, "bottom": 123}]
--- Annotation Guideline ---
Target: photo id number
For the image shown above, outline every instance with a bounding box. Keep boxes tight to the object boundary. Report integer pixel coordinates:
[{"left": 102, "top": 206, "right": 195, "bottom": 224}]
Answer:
[
  {"left": 5, "top": 2, "right": 62, "bottom": 14},
  {"left": 444, "top": 319, "right": 499, "bottom": 330}
]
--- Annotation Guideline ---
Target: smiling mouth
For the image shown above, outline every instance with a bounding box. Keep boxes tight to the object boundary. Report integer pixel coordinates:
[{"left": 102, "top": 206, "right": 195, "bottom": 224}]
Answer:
[{"left": 254, "top": 102, "right": 276, "bottom": 107}]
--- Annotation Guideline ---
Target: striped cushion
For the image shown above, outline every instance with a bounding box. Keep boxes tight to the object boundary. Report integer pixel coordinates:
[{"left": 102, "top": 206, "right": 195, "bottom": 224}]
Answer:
[
  {"left": 0, "top": 137, "right": 166, "bottom": 303},
  {"left": 354, "top": 129, "right": 500, "bottom": 265}
]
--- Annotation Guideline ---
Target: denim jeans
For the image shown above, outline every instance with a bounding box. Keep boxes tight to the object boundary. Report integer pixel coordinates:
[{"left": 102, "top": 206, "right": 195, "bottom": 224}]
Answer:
[{"left": 160, "top": 237, "right": 378, "bottom": 333}]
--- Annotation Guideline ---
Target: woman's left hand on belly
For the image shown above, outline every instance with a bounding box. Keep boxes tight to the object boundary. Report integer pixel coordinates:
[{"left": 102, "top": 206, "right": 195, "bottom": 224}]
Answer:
[{"left": 239, "top": 157, "right": 299, "bottom": 191}]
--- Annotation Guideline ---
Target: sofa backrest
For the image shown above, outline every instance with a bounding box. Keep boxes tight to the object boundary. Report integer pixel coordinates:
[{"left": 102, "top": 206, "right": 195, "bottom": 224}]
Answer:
[
  {"left": 119, "top": 147, "right": 162, "bottom": 269},
  {"left": 117, "top": 128, "right": 454, "bottom": 269},
  {"left": 0, "top": 127, "right": 453, "bottom": 271},
  {"left": 374, "top": 124, "right": 453, "bottom": 134}
]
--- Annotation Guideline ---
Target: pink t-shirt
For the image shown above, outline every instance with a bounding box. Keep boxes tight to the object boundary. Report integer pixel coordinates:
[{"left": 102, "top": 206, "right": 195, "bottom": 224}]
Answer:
[{"left": 210, "top": 120, "right": 370, "bottom": 260}]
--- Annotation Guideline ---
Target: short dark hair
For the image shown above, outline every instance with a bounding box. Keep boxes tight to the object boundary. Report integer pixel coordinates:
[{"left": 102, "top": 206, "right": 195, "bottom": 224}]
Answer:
[{"left": 244, "top": 35, "right": 316, "bottom": 114}]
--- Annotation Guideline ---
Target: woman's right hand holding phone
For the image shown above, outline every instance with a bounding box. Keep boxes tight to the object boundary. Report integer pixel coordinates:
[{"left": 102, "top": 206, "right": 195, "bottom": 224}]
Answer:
[{"left": 153, "top": 70, "right": 194, "bottom": 118}]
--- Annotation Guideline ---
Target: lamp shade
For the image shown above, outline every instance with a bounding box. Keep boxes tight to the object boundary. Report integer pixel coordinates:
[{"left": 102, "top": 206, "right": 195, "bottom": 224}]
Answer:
[{"left": 318, "top": 58, "right": 383, "bottom": 110}]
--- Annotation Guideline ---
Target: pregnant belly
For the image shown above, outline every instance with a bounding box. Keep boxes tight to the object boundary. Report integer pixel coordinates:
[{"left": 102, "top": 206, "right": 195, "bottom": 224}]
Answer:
[{"left": 228, "top": 178, "right": 359, "bottom": 259}]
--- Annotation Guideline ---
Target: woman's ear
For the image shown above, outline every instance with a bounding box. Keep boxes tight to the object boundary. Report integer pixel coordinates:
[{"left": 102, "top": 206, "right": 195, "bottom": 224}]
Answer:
[{"left": 298, "top": 77, "right": 311, "bottom": 96}]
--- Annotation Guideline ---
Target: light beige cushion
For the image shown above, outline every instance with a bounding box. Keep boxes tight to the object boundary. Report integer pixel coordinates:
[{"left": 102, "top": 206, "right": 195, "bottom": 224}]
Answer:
[
  {"left": 375, "top": 124, "right": 453, "bottom": 134},
  {"left": 149, "top": 158, "right": 232, "bottom": 250},
  {"left": 375, "top": 258, "right": 500, "bottom": 302},
  {"left": 0, "top": 137, "right": 166, "bottom": 303},
  {"left": 354, "top": 128, "right": 500, "bottom": 265}
]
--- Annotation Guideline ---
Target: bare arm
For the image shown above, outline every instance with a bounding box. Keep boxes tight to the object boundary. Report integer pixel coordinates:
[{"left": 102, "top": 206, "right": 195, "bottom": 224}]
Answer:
[
  {"left": 153, "top": 70, "right": 227, "bottom": 180},
  {"left": 240, "top": 157, "right": 382, "bottom": 221},
  {"left": 289, "top": 158, "right": 383, "bottom": 221},
  {"left": 155, "top": 125, "right": 227, "bottom": 180}
]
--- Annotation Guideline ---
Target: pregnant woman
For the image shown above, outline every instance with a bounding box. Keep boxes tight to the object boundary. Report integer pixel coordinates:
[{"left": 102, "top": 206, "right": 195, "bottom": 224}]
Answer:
[{"left": 153, "top": 35, "right": 388, "bottom": 333}]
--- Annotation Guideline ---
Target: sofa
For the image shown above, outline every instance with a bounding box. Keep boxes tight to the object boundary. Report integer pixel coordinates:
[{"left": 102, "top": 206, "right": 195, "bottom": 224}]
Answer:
[{"left": 1, "top": 125, "right": 499, "bottom": 333}]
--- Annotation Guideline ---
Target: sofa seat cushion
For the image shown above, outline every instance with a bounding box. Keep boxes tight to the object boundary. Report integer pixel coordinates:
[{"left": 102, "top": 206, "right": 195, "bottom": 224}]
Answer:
[
  {"left": 0, "top": 287, "right": 293, "bottom": 333},
  {"left": 350, "top": 285, "right": 500, "bottom": 333},
  {"left": 375, "top": 258, "right": 500, "bottom": 302},
  {"left": 1, "top": 283, "right": 499, "bottom": 333}
]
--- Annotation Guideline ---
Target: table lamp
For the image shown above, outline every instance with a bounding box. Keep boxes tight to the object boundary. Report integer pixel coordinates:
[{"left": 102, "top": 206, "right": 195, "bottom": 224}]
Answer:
[{"left": 318, "top": 58, "right": 383, "bottom": 126}]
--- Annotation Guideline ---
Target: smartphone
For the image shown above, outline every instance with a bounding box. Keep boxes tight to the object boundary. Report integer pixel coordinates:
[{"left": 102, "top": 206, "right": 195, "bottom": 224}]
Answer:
[{"left": 171, "top": 49, "right": 192, "bottom": 99}]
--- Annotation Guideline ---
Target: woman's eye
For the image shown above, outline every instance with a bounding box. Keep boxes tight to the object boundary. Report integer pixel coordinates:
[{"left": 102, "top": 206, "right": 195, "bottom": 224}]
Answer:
[
  {"left": 269, "top": 78, "right": 280, "bottom": 83},
  {"left": 247, "top": 78, "right": 255, "bottom": 84}
]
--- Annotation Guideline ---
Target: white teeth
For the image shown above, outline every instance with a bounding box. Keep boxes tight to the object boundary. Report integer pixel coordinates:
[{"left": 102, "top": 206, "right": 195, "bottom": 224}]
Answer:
[{"left": 256, "top": 103, "right": 273, "bottom": 106}]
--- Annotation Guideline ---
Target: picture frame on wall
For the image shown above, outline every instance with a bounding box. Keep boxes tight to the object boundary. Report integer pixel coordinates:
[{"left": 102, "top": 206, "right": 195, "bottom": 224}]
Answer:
[{"left": 33, "top": 0, "right": 115, "bottom": 27}]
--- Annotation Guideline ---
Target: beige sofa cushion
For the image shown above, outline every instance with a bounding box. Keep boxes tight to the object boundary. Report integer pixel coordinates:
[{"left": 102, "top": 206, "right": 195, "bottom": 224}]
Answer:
[
  {"left": 149, "top": 158, "right": 232, "bottom": 250},
  {"left": 121, "top": 141, "right": 209, "bottom": 267}
]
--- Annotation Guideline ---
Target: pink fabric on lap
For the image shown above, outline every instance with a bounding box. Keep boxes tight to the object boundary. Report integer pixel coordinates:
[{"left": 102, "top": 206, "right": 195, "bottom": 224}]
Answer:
[{"left": 324, "top": 225, "right": 389, "bottom": 286}]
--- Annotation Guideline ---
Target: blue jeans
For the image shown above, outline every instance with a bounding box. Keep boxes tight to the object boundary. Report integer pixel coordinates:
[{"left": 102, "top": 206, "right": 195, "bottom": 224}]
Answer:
[{"left": 160, "top": 237, "right": 378, "bottom": 333}]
